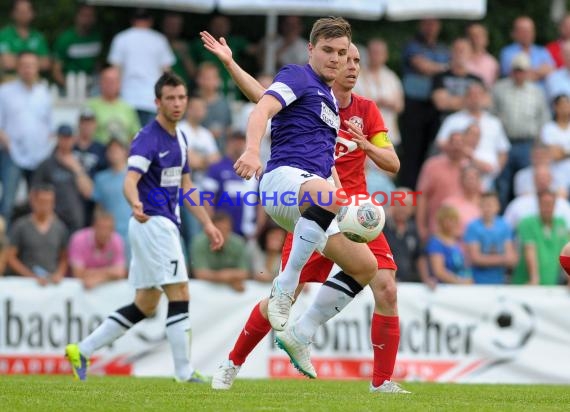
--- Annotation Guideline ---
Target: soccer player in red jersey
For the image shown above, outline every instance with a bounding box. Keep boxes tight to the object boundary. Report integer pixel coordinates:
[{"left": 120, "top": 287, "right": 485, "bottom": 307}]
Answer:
[{"left": 201, "top": 32, "right": 408, "bottom": 393}]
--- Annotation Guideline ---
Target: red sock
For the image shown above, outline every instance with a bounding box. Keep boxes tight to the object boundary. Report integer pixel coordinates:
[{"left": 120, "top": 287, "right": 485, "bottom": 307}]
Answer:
[
  {"left": 228, "top": 302, "right": 272, "bottom": 366},
  {"left": 371, "top": 313, "right": 400, "bottom": 387}
]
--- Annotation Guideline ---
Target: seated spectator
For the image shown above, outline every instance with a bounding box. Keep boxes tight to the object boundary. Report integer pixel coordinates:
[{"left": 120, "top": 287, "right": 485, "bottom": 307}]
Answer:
[
  {"left": 383, "top": 187, "right": 428, "bottom": 284},
  {"left": 513, "top": 191, "right": 569, "bottom": 285},
  {"left": 51, "top": 4, "right": 102, "bottom": 88},
  {"left": 442, "top": 165, "right": 482, "bottom": 237},
  {"left": 92, "top": 137, "right": 130, "bottom": 255},
  {"left": 426, "top": 205, "right": 473, "bottom": 284},
  {"left": 436, "top": 82, "right": 510, "bottom": 190},
  {"left": 73, "top": 108, "right": 107, "bottom": 178},
  {"left": 32, "top": 124, "right": 93, "bottom": 233},
  {"left": 514, "top": 143, "right": 567, "bottom": 198},
  {"left": 416, "top": 131, "right": 467, "bottom": 242},
  {"left": 539, "top": 94, "right": 570, "bottom": 182},
  {"left": 86, "top": 65, "right": 141, "bottom": 144},
  {"left": 0, "top": 0, "right": 50, "bottom": 78},
  {"left": 68, "top": 209, "right": 126, "bottom": 289},
  {"left": 191, "top": 212, "right": 250, "bottom": 292},
  {"left": 464, "top": 192, "right": 517, "bottom": 284},
  {"left": 249, "top": 221, "right": 286, "bottom": 283},
  {"left": 6, "top": 184, "right": 68, "bottom": 286},
  {"left": 505, "top": 165, "right": 570, "bottom": 229},
  {"left": 0, "top": 216, "right": 7, "bottom": 275}
]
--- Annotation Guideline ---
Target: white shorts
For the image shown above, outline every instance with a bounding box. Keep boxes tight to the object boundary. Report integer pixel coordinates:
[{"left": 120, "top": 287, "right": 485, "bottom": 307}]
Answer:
[
  {"left": 260, "top": 166, "right": 340, "bottom": 251},
  {"left": 128, "top": 216, "right": 188, "bottom": 289}
]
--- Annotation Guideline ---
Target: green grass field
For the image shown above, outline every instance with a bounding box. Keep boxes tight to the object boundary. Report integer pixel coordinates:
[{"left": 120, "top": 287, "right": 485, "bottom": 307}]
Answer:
[{"left": 1, "top": 376, "right": 568, "bottom": 412}]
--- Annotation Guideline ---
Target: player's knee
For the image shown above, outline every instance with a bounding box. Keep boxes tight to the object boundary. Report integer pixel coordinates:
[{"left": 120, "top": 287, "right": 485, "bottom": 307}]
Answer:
[{"left": 301, "top": 205, "right": 336, "bottom": 231}]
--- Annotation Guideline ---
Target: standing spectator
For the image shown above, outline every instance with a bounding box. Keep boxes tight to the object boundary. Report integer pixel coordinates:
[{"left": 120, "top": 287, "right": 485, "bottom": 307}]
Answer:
[
  {"left": 442, "top": 166, "right": 483, "bottom": 237},
  {"left": 52, "top": 4, "right": 102, "bottom": 88},
  {"left": 499, "top": 16, "right": 555, "bottom": 86},
  {"left": 513, "top": 190, "right": 569, "bottom": 285},
  {"left": 425, "top": 205, "right": 473, "bottom": 284},
  {"left": 416, "top": 131, "right": 466, "bottom": 242},
  {"left": 0, "top": 216, "right": 7, "bottom": 275},
  {"left": 202, "top": 131, "right": 256, "bottom": 237},
  {"left": 92, "top": 137, "right": 130, "bottom": 255},
  {"left": 161, "top": 13, "right": 195, "bottom": 86},
  {"left": 86, "top": 66, "right": 141, "bottom": 144},
  {"left": 107, "top": 8, "right": 175, "bottom": 126},
  {"left": 383, "top": 187, "right": 427, "bottom": 284},
  {"left": 0, "top": 0, "right": 50, "bottom": 77},
  {"left": 493, "top": 52, "right": 551, "bottom": 209},
  {"left": 73, "top": 108, "right": 107, "bottom": 178},
  {"left": 465, "top": 23, "right": 499, "bottom": 88},
  {"left": 68, "top": 210, "right": 126, "bottom": 290},
  {"left": 354, "top": 38, "right": 404, "bottom": 146},
  {"left": 545, "top": 41, "right": 570, "bottom": 102},
  {"left": 431, "top": 38, "right": 483, "bottom": 120},
  {"left": 0, "top": 51, "right": 53, "bottom": 224},
  {"left": 32, "top": 124, "right": 93, "bottom": 233},
  {"left": 191, "top": 212, "right": 250, "bottom": 292},
  {"left": 504, "top": 165, "right": 570, "bottom": 230},
  {"left": 5, "top": 184, "right": 68, "bottom": 285},
  {"left": 436, "top": 82, "right": 510, "bottom": 190},
  {"left": 546, "top": 14, "right": 570, "bottom": 68},
  {"left": 399, "top": 18, "right": 449, "bottom": 189},
  {"left": 195, "top": 62, "right": 233, "bottom": 149},
  {"left": 190, "top": 14, "right": 256, "bottom": 97},
  {"left": 260, "top": 16, "right": 308, "bottom": 69},
  {"left": 464, "top": 192, "right": 517, "bottom": 285},
  {"left": 249, "top": 221, "right": 287, "bottom": 283}
]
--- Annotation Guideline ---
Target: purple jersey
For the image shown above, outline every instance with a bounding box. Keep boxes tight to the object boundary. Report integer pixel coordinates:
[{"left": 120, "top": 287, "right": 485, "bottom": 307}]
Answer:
[
  {"left": 127, "top": 120, "right": 190, "bottom": 228},
  {"left": 265, "top": 64, "right": 340, "bottom": 179}
]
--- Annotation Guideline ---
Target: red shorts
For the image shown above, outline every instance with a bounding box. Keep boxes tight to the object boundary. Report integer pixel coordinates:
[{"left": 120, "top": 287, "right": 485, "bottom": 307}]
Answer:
[{"left": 280, "top": 232, "right": 397, "bottom": 284}]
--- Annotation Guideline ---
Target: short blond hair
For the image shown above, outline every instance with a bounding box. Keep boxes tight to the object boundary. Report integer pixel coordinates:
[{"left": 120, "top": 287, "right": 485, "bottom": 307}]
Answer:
[
  {"left": 310, "top": 16, "right": 352, "bottom": 46},
  {"left": 436, "top": 205, "right": 460, "bottom": 226}
]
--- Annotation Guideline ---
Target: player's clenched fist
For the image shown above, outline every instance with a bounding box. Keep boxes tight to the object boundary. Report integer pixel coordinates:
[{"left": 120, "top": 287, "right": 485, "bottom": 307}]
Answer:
[{"left": 234, "top": 149, "right": 262, "bottom": 180}]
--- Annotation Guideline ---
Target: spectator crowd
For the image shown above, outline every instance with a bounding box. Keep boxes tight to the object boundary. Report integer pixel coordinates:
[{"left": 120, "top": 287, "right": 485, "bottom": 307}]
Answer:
[{"left": 0, "top": 1, "right": 569, "bottom": 290}]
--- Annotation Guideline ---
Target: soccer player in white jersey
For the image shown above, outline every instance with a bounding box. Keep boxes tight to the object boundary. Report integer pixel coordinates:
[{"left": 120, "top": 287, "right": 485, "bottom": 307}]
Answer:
[
  {"left": 232, "top": 17, "right": 379, "bottom": 376},
  {"left": 201, "top": 30, "right": 410, "bottom": 393},
  {"left": 65, "top": 72, "right": 224, "bottom": 382}
]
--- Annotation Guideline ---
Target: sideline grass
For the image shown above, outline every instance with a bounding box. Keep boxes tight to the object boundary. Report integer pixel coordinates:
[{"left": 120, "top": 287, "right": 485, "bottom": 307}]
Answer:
[{"left": 1, "top": 376, "right": 568, "bottom": 412}]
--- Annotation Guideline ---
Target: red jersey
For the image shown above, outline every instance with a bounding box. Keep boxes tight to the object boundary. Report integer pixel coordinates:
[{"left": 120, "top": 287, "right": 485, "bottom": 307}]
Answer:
[{"left": 334, "top": 93, "right": 389, "bottom": 195}]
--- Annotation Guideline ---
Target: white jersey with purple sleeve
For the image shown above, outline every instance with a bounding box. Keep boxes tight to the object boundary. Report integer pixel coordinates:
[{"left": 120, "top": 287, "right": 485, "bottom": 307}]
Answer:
[
  {"left": 127, "top": 120, "right": 190, "bottom": 227},
  {"left": 264, "top": 64, "right": 340, "bottom": 179}
]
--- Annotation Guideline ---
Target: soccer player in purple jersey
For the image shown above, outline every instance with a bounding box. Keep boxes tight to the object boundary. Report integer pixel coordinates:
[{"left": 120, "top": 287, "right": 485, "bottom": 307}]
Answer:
[
  {"left": 232, "top": 17, "right": 378, "bottom": 377},
  {"left": 65, "top": 72, "right": 224, "bottom": 383}
]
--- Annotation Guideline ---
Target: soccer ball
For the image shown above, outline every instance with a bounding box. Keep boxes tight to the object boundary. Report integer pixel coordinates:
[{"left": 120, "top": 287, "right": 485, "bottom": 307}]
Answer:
[{"left": 336, "top": 196, "right": 385, "bottom": 243}]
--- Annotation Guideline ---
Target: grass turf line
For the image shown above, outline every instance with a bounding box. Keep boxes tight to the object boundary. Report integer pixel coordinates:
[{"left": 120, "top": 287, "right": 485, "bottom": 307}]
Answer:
[{"left": 1, "top": 376, "right": 569, "bottom": 412}]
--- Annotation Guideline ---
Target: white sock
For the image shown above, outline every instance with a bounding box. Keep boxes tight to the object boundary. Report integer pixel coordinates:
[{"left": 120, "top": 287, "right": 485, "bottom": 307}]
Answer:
[
  {"left": 166, "top": 311, "right": 193, "bottom": 381},
  {"left": 276, "top": 217, "right": 327, "bottom": 292},
  {"left": 294, "top": 274, "right": 361, "bottom": 343},
  {"left": 79, "top": 313, "right": 131, "bottom": 358}
]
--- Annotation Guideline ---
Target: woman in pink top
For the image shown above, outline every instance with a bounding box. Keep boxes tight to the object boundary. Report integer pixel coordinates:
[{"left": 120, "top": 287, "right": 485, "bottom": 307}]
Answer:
[{"left": 465, "top": 23, "right": 499, "bottom": 88}]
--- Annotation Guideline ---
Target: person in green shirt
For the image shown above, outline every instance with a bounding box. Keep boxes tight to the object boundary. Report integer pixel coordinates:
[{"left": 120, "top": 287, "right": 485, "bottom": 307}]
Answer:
[
  {"left": 191, "top": 212, "right": 250, "bottom": 292},
  {"left": 513, "top": 190, "right": 569, "bottom": 285},
  {"left": 85, "top": 66, "right": 141, "bottom": 144},
  {"left": 161, "top": 13, "right": 195, "bottom": 87},
  {"left": 0, "top": 0, "right": 50, "bottom": 77},
  {"left": 52, "top": 4, "right": 102, "bottom": 87}
]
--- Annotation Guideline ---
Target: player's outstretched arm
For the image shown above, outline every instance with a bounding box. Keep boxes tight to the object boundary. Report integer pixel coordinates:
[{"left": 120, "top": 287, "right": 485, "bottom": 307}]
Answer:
[
  {"left": 200, "top": 31, "right": 266, "bottom": 103},
  {"left": 343, "top": 120, "right": 400, "bottom": 174},
  {"left": 180, "top": 173, "right": 224, "bottom": 251}
]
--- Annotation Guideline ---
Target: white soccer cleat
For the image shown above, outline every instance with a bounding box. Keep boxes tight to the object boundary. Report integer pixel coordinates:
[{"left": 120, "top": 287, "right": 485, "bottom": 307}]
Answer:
[
  {"left": 275, "top": 325, "right": 316, "bottom": 379},
  {"left": 370, "top": 380, "right": 411, "bottom": 394},
  {"left": 267, "top": 280, "right": 294, "bottom": 331},
  {"left": 211, "top": 359, "right": 241, "bottom": 390}
]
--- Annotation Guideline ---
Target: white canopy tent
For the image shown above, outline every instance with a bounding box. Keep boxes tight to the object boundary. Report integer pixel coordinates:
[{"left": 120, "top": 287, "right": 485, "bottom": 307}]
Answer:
[{"left": 86, "top": 0, "right": 488, "bottom": 73}]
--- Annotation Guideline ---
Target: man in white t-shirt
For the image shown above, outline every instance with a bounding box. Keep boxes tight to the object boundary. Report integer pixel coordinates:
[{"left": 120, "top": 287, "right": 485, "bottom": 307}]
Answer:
[
  {"left": 436, "top": 82, "right": 510, "bottom": 190},
  {"left": 107, "top": 8, "right": 175, "bottom": 126}
]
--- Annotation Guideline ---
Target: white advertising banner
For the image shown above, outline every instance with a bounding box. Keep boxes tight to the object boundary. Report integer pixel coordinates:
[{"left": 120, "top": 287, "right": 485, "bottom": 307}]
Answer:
[
  {"left": 217, "top": 0, "right": 385, "bottom": 20},
  {"left": 86, "top": 0, "right": 215, "bottom": 13},
  {"left": 386, "top": 0, "right": 487, "bottom": 20},
  {"left": 1, "top": 279, "right": 569, "bottom": 383}
]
